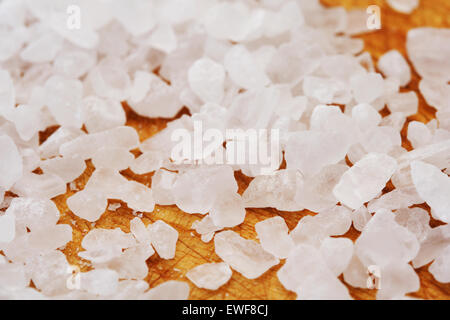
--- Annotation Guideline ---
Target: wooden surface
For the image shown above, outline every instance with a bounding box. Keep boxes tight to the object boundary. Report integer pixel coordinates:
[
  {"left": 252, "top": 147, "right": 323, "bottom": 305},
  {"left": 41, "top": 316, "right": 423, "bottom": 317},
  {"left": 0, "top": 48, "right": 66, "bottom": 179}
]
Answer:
[{"left": 50, "top": 0, "right": 450, "bottom": 300}]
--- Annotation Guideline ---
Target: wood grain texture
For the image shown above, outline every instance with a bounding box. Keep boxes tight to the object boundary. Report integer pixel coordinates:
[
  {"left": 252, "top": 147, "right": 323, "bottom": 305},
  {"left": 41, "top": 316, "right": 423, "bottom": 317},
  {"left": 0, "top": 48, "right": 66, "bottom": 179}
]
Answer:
[{"left": 50, "top": 0, "right": 450, "bottom": 300}]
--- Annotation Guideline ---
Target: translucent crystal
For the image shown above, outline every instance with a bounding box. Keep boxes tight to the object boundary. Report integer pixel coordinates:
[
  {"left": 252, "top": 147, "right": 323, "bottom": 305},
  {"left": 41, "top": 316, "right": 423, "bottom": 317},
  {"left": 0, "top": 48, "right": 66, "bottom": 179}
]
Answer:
[
  {"left": 53, "top": 49, "right": 97, "bottom": 79},
  {"left": 0, "top": 211, "right": 15, "bottom": 243},
  {"left": 242, "top": 169, "right": 303, "bottom": 212},
  {"left": 350, "top": 73, "right": 384, "bottom": 104},
  {"left": 407, "top": 28, "right": 450, "bottom": 81},
  {"left": 290, "top": 206, "right": 352, "bottom": 246},
  {"left": 188, "top": 58, "right": 225, "bottom": 104},
  {"left": 278, "top": 244, "right": 351, "bottom": 299},
  {"left": 92, "top": 148, "right": 133, "bottom": 170},
  {"left": 394, "top": 207, "right": 431, "bottom": 243},
  {"left": 151, "top": 169, "right": 177, "bottom": 205},
  {"left": 377, "top": 50, "right": 411, "bottom": 86},
  {"left": 224, "top": 45, "right": 269, "bottom": 90},
  {"left": 59, "top": 126, "right": 139, "bottom": 160},
  {"left": 20, "top": 32, "right": 63, "bottom": 63},
  {"left": 333, "top": 153, "right": 398, "bottom": 210},
  {"left": 255, "top": 216, "right": 294, "bottom": 259},
  {"left": 80, "top": 269, "right": 119, "bottom": 296},
  {"left": 295, "top": 164, "right": 347, "bottom": 212},
  {"left": 40, "top": 156, "right": 86, "bottom": 183},
  {"left": 186, "top": 262, "right": 232, "bottom": 290},
  {"left": 355, "top": 209, "right": 419, "bottom": 267},
  {"left": 112, "top": 0, "right": 156, "bottom": 37},
  {"left": 0, "top": 135, "right": 23, "bottom": 189},
  {"left": 387, "top": 91, "right": 418, "bottom": 116},
  {"left": 214, "top": 230, "right": 279, "bottom": 279},
  {"left": 407, "top": 121, "right": 432, "bottom": 149},
  {"left": 44, "top": 75, "right": 84, "bottom": 128},
  {"left": 149, "top": 220, "right": 178, "bottom": 259},
  {"left": 429, "top": 246, "right": 450, "bottom": 283},
  {"left": 412, "top": 224, "right": 450, "bottom": 268},
  {"left": 320, "top": 237, "right": 354, "bottom": 276},
  {"left": 351, "top": 206, "right": 372, "bottom": 232},
  {"left": 26, "top": 250, "right": 70, "bottom": 296},
  {"left": 410, "top": 161, "right": 450, "bottom": 223},
  {"left": 367, "top": 187, "right": 422, "bottom": 213},
  {"left": 87, "top": 57, "right": 131, "bottom": 101},
  {"left": 191, "top": 215, "right": 222, "bottom": 243},
  {"left": 130, "top": 74, "right": 183, "bottom": 118},
  {"left": 148, "top": 24, "right": 177, "bottom": 54},
  {"left": 172, "top": 166, "right": 237, "bottom": 214},
  {"left": 419, "top": 79, "right": 450, "bottom": 112},
  {"left": 82, "top": 96, "right": 126, "bottom": 133}
]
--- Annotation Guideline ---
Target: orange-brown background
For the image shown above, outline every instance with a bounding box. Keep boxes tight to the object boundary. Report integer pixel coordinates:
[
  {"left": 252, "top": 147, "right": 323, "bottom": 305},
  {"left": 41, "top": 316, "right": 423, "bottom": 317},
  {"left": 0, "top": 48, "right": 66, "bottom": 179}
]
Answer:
[{"left": 48, "top": 0, "right": 450, "bottom": 300}]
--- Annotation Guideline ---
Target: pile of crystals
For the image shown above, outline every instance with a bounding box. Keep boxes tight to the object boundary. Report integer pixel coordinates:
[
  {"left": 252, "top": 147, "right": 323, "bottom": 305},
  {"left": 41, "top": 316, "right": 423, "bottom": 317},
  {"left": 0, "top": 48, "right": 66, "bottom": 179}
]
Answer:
[{"left": 0, "top": 0, "right": 449, "bottom": 300}]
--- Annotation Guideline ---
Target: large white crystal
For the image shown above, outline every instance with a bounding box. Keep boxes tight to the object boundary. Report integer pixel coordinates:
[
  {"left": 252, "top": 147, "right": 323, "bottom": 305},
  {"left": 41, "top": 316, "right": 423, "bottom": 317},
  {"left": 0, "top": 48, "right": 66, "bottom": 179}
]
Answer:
[
  {"left": 295, "top": 164, "right": 347, "bottom": 212},
  {"left": 412, "top": 224, "right": 450, "bottom": 268},
  {"left": 407, "top": 121, "right": 432, "bottom": 149},
  {"left": 188, "top": 58, "right": 225, "bottom": 104},
  {"left": 320, "top": 237, "right": 354, "bottom": 276},
  {"left": 92, "top": 147, "right": 133, "bottom": 171},
  {"left": 0, "top": 135, "right": 23, "bottom": 189},
  {"left": 429, "top": 245, "right": 450, "bottom": 283},
  {"left": 224, "top": 45, "right": 269, "bottom": 90},
  {"left": 20, "top": 32, "right": 63, "bottom": 63},
  {"left": 172, "top": 166, "right": 237, "bottom": 214},
  {"left": 12, "top": 172, "right": 66, "bottom": 199},
  {"left": 387, "top": 91, "right": 418, "bottom": 116},
  {"left": 0, "top": 211, "right": 15, "bottom": 243},
  {"left": 255, "top": 216, "right": 294, "bottom": 259},
  {"left": 290, "top": 206, "right": 352, "bottom": 247},
  {"left": 204, "top": 2, "right": 261, "bottom": 42},
  {"left": 60, "top": 126, "right": 139, "bottom": 160},
  {"left": 410, "top": 161, "right": 450, "bottom": 223},
  {"left": 149, "top": 220, "right": 178, "bottom": 259},
  {"left": 29, "top": 224, "right": 72, "bottom": 252},
  {"left": 278, "top": 244, "right": 351, "bottom": 299},
  {"left": 130, "top": 73, "right": 183, "bottom": 118},
  {"left": 394, "top": 207, "right": 431, "bottom": 243},
  {"left": 285, "top": 131, "right": 351, "bottom": 177},
  {"left": 214, "top": 230, "right": 279, "bottom": 279},
  {"left": 242, "top": 169, "right": 303, "bottom": 212},
  {"left": 376, "top": 263, "right": 420, "bottom": 299},
  {"left": 351, "top": 206, "right": 372, "bottom": 232},
  {"left": 419, "top": 79, "right": 450, "bottom": 112},
  {"left": 40, "top": 156, "right": 86, "bottom": 183},
  {"left": 26, "top": 250, "right": 70, "bottom": 296},
  {"left": 151, "top": 169, "right": 177, "bottom": 205},
  {"left": 186, "top": 262, "right": 232, "bottom": 290},
  {"left": 0, "top": 70, "right": 15, "bottom": 118},
  {"left": 148, "top": 24, "right": 177, "bottom": 54},
  {"left": 39, "top": 127, "right": 85, "bottom": 159},
  {"left": 6, "top": 197, "right": 59, "bottom": 233},
  {"left": 350, "top": 73, "right": 384, "bottom": 104},
  {"left": 82, "top": 96, "right": 126, "bottom": 133},
  {"left": 130, "top": 217, "right": 151, "bottom": 245},
  {"left": 44, "top": 75, "right": 84, "bottom": 128},
  {"left": 333, "top": 153, "right": 398, "bottom": 210},
  {"left": 407, "top": 28, "right": 450, "bottom": 81},
  {"left": 80, "top": 269, "right": 119, "bottom": 296},
  {"left": 355, "top": 209, "right": 419, "bottom": 267},
  {"left": 87, "top": 57, "right": 131, "bottom": 101},
  {"left": 367, "top": 187, "right": 422, "bottom": 213}
]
